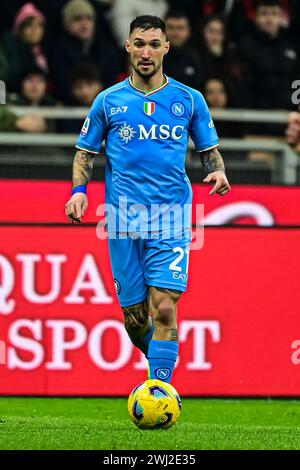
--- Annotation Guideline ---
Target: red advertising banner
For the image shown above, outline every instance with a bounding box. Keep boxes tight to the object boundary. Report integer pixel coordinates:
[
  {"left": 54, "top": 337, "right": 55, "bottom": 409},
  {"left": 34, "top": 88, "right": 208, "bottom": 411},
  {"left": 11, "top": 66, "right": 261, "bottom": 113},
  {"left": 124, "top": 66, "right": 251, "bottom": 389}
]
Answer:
[
  {"left": 1, "top": 179, "right": 300, "bottom": 226},
  {"left": 0, "top": 225, "right": 299, "bottom": 396}
]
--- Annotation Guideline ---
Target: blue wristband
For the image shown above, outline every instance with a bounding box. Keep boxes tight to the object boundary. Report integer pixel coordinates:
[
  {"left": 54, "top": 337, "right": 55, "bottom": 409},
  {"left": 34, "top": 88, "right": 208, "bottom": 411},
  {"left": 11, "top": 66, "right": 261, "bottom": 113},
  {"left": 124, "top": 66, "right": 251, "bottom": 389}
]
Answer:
[{"left": 72, "top": 185, "right": 87, "bottom": 195}]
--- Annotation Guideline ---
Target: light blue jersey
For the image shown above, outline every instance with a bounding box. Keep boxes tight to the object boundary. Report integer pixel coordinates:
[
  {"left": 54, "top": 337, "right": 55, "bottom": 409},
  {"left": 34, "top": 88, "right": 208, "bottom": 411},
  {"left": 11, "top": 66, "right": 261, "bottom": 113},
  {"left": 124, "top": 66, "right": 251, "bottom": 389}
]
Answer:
[
  {"left": 76, "top": 75, "right": 219, "bottom": 306},
  {"left": 76, "top": 75, "right": 219, "bottom": 233}
]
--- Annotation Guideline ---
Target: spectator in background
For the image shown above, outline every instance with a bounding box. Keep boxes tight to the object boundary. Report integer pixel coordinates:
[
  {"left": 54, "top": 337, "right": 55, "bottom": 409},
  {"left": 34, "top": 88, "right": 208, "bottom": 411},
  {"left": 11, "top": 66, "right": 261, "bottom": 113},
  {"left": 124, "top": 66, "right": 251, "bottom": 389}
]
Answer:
[
  {"left": 110, "top": 0, "right": 168, "bottom": 47},
  {"left": 0, "top": 1, "right": 67, "bottom": 41},
  {"left": 0, "top": 47, "right": 9, "bottom": 83},
  {"left": 8, "top": 66, "right": 57, "bottom": 107},
  {"left": 203, "top": 77, "right": 245, "bottom": 137},
  {"left": 70, "top": 63, "right": 103, "bottom": 106},
  {"left": 51, "top": 0, "right": 119, "bottom": 104},
  {"left": 0, "top": 106, "right": 47, "bottom": 133},
  {"left": 58, "top": 63, "right": 103, "bottom": 133},
  {"left": 0, "top": 1, "right": 118, "bottom": 62},
  {"left": 289, "top": 0, "right": 300, "bottom": 50},
  {"left": 6, "top": 65, "right": 56, "bottom": 132},
  {"left": 227, "top": 0, "right": 292, "bottom": 41},
  {"left": 166, "top": 0, "right": 202, "bottom": 30},
  {"left": 1, "top": 3, "right": 49, "bottom": 93},
  {"left": 204, "top": 77, "right": 232, "bottom": 108},
  {"left": 170, "top": 0, "right": 265, "bottom": 35},
  {"left": 239, "top": 0, "right": 298, "bottom": 110},
  {"left": 163, "top": 10, "right": 202, "bottom": 90},
  {"left": 193, "top": 15, "right": 241, "bottom": 90}
]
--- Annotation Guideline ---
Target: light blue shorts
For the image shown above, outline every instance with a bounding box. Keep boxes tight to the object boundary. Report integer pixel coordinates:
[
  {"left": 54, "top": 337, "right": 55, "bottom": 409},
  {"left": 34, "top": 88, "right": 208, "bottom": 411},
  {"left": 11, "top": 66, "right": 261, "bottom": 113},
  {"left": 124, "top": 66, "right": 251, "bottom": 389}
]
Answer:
[{"left": 108, "top": 229, "right": 191, "bottom": 307}]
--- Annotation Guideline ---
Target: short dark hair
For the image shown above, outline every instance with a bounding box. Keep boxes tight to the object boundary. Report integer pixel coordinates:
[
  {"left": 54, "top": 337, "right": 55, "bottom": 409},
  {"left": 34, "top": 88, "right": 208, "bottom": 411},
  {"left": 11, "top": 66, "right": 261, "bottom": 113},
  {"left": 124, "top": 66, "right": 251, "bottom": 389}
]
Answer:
[
  {"left": 129, "top": 15, "right": 166, "bottom": 36},
  {"left": 164, "top": 10, "right": 189, "bottom": 22},
  {"left": 255, "top": 0, "right": 283, "bottom": 10},
  {"left": 23, "top": 65, "right": 48, "bottom": 81},
  {"left": 70, "top": 63, "right": 102, "bottom": 86}
]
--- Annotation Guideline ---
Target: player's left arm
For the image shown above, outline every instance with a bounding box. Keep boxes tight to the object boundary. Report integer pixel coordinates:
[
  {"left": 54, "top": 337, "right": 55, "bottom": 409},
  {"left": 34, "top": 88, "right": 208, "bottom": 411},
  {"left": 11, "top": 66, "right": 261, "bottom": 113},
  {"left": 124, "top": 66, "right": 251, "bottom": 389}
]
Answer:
[
  {"left": 189, "top": 89, "right": 231, "bottom": 196},
  {"left": 200, "top": 147, "right": 231, "bottom": 196}
]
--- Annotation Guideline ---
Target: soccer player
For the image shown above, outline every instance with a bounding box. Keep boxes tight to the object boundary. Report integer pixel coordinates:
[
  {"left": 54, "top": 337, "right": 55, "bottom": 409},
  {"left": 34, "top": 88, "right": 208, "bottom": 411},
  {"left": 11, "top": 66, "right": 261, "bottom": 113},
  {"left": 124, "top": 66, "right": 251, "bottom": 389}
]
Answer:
[{"left": 65, "top": 15, "right": 231, "bottom": 383}]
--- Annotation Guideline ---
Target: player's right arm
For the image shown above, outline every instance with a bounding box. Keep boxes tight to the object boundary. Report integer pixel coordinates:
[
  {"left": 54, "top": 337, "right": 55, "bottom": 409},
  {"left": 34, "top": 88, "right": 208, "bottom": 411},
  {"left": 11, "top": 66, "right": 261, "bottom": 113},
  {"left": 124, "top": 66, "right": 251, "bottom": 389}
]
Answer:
[
  {"left": 64, "top": 91, "right": 108, "bottom": 224},
  {"left": 65, "top": 150, "right": 95, "bottom": 223}
]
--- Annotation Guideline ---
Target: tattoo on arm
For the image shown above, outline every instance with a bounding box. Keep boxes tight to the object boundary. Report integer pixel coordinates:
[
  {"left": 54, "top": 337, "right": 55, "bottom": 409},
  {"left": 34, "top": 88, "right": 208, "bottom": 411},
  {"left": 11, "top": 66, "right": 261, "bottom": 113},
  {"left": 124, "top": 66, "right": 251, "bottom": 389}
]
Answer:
[
  {"left": 200, "top": 147, "right": 225, "bottom": 177},
  {"left": 72, "top": 150, "right": 95, "bottom": 188}
]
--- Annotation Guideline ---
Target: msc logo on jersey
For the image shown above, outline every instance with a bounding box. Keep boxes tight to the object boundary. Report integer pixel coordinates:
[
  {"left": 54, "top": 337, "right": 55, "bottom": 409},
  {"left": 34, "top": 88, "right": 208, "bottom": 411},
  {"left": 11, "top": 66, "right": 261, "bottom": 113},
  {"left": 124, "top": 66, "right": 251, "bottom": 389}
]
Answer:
[
  {"left": 118, "top": 122, "right": 136, "bottom": 143},
  {"left": 171, "top": 102, "right": 185, "bottom": 117},
  {"left": 143, "top": 102, "right": 155, "bottom": 116},
  {"left": 139, "top": 124, "right": 184, "bottom": 140},
  {"left": 80, "top": 117, "right": 90, "bottom": 136},
  {"left": 118, "top": 122, "right": 184, "bottom": 143},
  {"left": 208, "top": 120, "right": 215, "bottom": 128}
]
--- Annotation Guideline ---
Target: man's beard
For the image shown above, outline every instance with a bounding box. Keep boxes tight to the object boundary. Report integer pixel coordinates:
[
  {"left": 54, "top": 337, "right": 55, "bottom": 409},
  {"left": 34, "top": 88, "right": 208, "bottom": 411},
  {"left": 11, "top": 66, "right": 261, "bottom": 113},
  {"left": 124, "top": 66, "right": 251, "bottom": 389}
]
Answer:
[{"left": 132, "top": 62, "right": 161, "bottom": 80}]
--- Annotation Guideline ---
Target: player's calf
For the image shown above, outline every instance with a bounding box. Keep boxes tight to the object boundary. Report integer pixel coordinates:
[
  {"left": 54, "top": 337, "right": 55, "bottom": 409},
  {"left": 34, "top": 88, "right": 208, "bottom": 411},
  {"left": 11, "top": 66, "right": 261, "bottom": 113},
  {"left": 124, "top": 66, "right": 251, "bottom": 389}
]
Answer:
[
  {"left": 122, "top": 300, "right": 154, "bottom": 356},
  {"left": 147, "top": 287, "right": 181, "bottom": 383},
  {"left": 150, "top": 288, "right": 180, "bottom": 341}
]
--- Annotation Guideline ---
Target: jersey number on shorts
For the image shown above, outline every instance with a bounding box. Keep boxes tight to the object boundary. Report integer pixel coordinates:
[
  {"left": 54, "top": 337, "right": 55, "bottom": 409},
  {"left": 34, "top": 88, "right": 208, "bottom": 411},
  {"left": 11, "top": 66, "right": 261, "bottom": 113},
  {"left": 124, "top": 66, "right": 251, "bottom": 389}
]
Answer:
[{"left": 169, "top": 247, "right": 189, "bottom": 274}]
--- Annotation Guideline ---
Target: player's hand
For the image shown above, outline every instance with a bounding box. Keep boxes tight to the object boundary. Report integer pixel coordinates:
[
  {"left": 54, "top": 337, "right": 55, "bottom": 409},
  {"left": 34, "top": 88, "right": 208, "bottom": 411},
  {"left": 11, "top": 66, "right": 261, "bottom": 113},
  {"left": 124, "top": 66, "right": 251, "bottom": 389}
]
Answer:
[
  {"left": 203, "top": 170, "right": 231, "bottom": 196},
  {"left": 286, "top": 112, "right": 300, "bottom": 148},
  {"left": 65, "top": 193, "right": 88, "bottom": 223},
  {"left": 15, "top": 114, "right": 47, "bottom": 133}
]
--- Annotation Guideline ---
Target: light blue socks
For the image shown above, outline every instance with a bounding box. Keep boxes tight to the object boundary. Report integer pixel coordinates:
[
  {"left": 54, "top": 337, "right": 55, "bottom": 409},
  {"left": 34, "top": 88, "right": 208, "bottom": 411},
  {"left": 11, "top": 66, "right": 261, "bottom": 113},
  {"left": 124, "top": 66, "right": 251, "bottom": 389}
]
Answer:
[{"left": 148, "top": 339, "right": 179, "bottom": 382}]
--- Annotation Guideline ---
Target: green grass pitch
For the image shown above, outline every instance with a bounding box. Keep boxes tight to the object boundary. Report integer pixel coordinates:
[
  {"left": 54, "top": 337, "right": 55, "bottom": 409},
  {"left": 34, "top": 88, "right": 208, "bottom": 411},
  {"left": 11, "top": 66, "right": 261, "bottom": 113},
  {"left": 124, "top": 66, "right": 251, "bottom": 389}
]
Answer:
[{"left": 0, "top": 397, "right": 300, "bottom": 450}]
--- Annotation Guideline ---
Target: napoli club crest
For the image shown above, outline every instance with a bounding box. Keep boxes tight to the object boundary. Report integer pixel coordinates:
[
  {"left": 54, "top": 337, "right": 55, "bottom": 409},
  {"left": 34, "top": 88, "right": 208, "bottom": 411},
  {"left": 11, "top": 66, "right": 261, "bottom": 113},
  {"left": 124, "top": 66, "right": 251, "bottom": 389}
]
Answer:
[
  {"left": 114, "top": 279, "right": 121, "bottom": 295},
  {"left": 171, "top": 102, "right": 185, "bottom": 117},
  {"left": 155, "top": 368, "right": 171, "bottom": 380}
]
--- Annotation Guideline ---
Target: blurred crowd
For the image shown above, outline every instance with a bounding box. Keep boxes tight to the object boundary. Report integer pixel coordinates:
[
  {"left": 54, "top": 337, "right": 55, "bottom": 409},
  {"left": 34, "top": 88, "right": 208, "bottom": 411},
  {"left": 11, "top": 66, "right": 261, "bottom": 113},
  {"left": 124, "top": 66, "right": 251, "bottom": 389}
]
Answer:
[{"left": 0, "top": 0, "right": 300, "bottom": 147}]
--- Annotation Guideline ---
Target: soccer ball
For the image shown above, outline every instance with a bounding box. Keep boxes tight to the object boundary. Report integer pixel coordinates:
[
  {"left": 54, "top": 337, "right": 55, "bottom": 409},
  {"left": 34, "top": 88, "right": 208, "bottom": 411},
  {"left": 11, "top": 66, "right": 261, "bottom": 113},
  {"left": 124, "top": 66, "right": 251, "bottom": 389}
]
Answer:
[{"left": 128, "top": 379, "right": 181, "bottom": 430}]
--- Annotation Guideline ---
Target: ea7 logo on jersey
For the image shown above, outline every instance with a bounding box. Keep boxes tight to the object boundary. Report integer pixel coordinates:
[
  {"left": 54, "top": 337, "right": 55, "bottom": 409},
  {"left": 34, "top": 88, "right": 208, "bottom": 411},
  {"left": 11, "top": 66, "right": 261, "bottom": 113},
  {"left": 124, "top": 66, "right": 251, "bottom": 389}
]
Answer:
[
  {"left": 80, "top": 117, "right": 90, "bottom": 135},
  {"left": 110, "top": 106, "right": 128, "bottom": 115}
]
